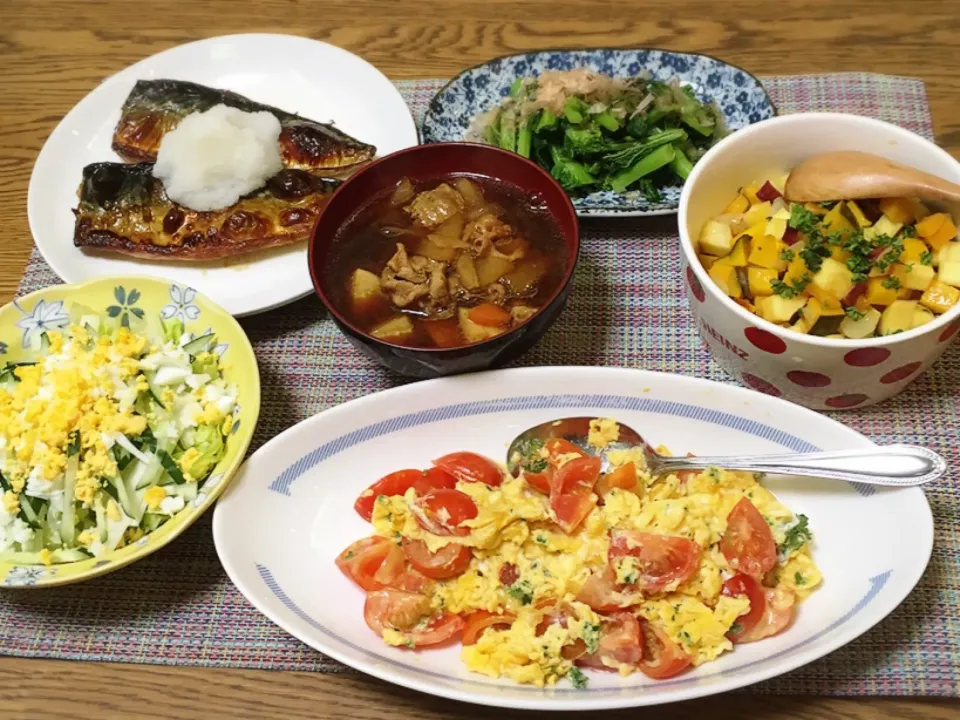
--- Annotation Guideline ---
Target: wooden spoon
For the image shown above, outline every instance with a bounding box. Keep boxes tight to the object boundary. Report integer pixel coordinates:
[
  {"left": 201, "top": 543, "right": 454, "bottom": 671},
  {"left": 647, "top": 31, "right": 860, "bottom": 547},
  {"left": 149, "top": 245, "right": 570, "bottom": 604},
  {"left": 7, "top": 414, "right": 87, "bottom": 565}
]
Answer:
[{"left": 784, "top": 150, "right": 960, "bottom": 204}]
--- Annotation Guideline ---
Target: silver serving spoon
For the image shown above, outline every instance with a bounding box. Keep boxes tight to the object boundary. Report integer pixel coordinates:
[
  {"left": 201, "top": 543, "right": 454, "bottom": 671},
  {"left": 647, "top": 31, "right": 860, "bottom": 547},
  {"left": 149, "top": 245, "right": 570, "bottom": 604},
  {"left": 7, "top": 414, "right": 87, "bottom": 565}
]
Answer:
[{"left": 506, "top": 417, "right": 945, "bottom": 488}]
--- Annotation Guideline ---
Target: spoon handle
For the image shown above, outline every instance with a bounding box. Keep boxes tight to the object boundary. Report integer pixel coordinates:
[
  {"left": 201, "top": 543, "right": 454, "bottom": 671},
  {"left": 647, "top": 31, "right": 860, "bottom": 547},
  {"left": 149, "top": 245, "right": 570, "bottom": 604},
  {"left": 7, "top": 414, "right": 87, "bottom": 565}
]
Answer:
[{"left": 657, "top": 444, "right": 944, "bottom": 487}]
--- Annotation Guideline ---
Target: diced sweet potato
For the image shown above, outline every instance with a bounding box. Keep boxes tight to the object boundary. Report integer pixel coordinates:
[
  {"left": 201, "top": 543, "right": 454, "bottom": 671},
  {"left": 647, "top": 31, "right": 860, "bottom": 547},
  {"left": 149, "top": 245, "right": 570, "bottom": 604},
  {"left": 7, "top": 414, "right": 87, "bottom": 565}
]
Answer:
[
  {"left": 879, "top": 301, "right": 918, "bottom": 335},
  {"left": 723, "top": 194, "right": 750, "bottom": 215},
  {"left": 708, "top": 263, "right": 742, "bottom": 298},
  {"left": 840, "top": 307, "right": 881, "bottom": 339},
  {"left": 811, "top": 257, "right": 855, "bottom": 300},
  {"left": 747, "top": 235, "right": 783, "bottom": 270},
  {"left": 747, "top": 267, "right": 778, "bottom": 297},
  {"left": 904, "top": 263, "right": 935, "bottom": 292},
  {"left": 699, "top": 220, "right": 734, "bottom": 256},
  {"left": 879, "top": 197, "right": 914, "bottom": 225}
]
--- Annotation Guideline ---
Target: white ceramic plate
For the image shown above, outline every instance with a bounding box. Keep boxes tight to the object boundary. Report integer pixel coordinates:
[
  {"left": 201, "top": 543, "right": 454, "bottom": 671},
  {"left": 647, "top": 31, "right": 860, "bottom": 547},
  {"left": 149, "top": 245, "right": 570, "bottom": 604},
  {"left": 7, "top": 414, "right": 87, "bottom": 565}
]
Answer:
[
  {"left": 213, "top": 367, "right": 932, "bottom": 710},
  {"left": 28, "top": 34, "right": 418, "bottom": 317}
]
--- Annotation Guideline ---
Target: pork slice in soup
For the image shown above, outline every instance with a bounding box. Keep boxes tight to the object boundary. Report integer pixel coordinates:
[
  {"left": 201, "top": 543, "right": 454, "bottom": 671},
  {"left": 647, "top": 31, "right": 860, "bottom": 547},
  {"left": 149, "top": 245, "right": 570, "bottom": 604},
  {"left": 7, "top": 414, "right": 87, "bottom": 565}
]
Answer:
[{"left": 329, "top": 175, "right": 566, "bottom": 348}]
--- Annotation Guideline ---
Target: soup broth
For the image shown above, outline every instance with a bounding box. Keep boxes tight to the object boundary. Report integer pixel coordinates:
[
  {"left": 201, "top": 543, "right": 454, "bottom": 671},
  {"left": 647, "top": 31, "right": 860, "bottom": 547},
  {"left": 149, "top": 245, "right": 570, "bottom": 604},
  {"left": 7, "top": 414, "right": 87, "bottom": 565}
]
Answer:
[{"left": 326, "top": 175, "right": 568, "bottom": 348}]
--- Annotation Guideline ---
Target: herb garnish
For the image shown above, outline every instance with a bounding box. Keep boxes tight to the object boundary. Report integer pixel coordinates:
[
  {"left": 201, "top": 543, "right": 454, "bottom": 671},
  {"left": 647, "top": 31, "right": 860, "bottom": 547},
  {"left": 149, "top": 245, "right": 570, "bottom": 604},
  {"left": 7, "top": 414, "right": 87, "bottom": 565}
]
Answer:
[
  {"left": 507, "top": 580, "right": 535, "bottom": 605},
  {"left": 515, "top": 438, "right": 548, "bottom": 474},
  {"left": 568, "top": 666, "right": 588, "bottom": 690},
  {"left": 771, "top": 273, "right": 811, "bottom": 298},
  {"left": 794, "top": 572, "right": 806, "bottom": 586},
  {"left": 780, "top": 248, "right": 795, "bottom": 262},
  {"left": 582, "top": 623, "right": 602, "bottom": 654},
  {"left": 881, "top": 276, "right": 902, "bottom": 290},
  {"left": 778, "top": 514, "right": 812, "bottom": 558},
  {"left": 788, "top": 205, "right": 820, "bottom": 234},
  {"left": 845, "top": 306, "right": 866, "bottom": 321},
  {"left": 921, "top": 250, "right": 934, "bottom": 266}
]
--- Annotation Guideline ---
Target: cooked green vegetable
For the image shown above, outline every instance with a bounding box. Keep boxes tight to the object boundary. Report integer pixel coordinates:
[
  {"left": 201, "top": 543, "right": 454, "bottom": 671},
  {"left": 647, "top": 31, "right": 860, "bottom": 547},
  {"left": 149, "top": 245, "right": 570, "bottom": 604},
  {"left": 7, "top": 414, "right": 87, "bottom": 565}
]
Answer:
[{"left": 474, "top": 70, "right": 726, "bottom": 196}]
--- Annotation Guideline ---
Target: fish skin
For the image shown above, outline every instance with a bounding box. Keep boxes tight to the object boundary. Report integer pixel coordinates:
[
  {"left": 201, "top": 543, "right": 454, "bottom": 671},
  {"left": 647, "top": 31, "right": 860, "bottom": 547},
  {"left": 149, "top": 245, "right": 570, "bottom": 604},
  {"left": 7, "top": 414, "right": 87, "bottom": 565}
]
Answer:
[
  {"left": 73, "top": 163, "right": 340, "bottom": 261},
  {"left": 112, "top": 79, "right": 376, "bottom": 176}
]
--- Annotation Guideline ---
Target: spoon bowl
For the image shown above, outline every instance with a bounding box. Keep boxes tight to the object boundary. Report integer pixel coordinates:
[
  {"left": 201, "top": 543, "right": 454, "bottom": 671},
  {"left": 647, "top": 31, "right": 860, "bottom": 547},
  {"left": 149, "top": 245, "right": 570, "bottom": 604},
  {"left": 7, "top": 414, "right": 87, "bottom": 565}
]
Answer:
[
  {"left": 784, "top": 150, "right": 960, "bottom": 204},
  {"left": 507, "top": 416, "right": 945, "bottom": 488}
]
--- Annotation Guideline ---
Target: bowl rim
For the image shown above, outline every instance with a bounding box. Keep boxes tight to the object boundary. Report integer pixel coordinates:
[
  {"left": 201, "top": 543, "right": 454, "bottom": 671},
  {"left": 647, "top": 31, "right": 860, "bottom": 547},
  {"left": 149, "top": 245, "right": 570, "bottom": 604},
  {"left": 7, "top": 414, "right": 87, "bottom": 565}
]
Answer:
[
  {"left": 0, "top": 274, "right": 261, "bottom": 587},
  {"left": 308, "top": 142, "right": 581, "bottom": 354},
  {"left": 679, "top": 112, "right": 960, "bottom": 349}
]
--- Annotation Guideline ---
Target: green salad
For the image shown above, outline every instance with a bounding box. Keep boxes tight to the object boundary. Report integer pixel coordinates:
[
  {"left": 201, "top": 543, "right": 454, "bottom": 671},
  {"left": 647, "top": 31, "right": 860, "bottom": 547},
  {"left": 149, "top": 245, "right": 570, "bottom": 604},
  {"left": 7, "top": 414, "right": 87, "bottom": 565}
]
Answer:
[{"left": 472, "top": 68, "right": 727, "bottom": 199}]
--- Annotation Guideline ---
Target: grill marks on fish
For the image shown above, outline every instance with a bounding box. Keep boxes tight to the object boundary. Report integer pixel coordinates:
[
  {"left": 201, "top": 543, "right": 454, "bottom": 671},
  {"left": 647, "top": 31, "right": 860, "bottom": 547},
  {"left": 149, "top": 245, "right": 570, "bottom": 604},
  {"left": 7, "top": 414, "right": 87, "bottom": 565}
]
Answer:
[
  {"left": 73, "top": 163, "right": 340, "bottom": 261},
  {"left": 112, "top": 79, "right": 376, "bottom": 176}
]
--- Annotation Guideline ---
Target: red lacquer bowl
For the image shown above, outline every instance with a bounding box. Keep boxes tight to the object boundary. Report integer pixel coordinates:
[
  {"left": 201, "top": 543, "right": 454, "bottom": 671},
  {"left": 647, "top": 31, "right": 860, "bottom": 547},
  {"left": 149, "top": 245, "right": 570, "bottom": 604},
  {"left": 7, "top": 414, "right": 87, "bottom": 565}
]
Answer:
[{"left": 308, "top": 143, "right": 580, "bottom": 379}]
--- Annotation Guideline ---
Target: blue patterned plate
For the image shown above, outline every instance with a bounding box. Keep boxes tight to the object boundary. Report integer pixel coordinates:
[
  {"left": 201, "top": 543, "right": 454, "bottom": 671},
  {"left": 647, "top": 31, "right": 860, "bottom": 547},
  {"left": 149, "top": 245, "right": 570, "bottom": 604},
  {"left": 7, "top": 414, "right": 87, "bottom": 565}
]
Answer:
[{"left": 422, "top": 48, "right": 776, "bottom": 217}]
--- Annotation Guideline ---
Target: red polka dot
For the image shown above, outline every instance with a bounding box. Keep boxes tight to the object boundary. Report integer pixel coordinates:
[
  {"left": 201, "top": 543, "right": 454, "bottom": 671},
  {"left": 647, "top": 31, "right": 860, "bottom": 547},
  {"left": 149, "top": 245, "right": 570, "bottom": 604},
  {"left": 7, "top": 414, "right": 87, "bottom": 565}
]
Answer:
[
  {"left": 843, "top": 347, "right": 891, "bottom": 367},
  {"left": 742, "top": 373, "right": 783, "bottom": 397},
  {"left": 825, "top": 393, "right": 869, "bottom": 408},
  {"left": 880, "top": 361, "right": 922, "bottom": 384},
  {"left": 744, "top": 327, "right": 787, "bottom": 354},
  {"left": 939, "top": 319, "right": 960, "bottom": 343},
  {"left": 786, "top": 370, "right": 832, "bottom": 387},
  {"left": 687, "top": 266, "right": 705, "bottom": 302}
]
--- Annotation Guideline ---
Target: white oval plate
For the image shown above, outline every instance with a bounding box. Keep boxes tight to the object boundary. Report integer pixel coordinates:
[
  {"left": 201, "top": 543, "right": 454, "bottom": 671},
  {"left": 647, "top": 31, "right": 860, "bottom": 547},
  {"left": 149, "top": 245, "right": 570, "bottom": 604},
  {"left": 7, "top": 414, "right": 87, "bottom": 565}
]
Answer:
[
  {"left": 28, "top": 34, "right": 418, "bottom": 317},
  {"left": 213, "top": 367, "right": 932, "bottom": 710}
]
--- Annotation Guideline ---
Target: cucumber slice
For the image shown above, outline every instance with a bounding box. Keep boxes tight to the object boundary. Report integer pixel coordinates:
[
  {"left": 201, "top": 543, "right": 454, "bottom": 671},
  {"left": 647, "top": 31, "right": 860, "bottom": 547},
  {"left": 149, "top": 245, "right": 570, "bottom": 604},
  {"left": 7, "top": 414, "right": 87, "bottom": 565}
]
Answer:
[
  {"left": 172, "top": 483, "right": 198, "bottom": 502},
  {"left": 182, "top": 333, "right": 215, "bottom": 355},
  {"left": 60, "top": 456, "right": 78, "bottom": 546},
  {"left": 142, "top": 514, "right": 167, "bottom": 533}
]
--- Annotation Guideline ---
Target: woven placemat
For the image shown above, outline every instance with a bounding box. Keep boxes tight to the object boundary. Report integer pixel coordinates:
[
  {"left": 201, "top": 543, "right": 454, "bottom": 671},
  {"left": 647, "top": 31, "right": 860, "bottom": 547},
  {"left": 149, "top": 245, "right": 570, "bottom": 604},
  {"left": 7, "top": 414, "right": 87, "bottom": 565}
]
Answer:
[{"left": 1, "top": 74, "right": 956, "bottom": 697}]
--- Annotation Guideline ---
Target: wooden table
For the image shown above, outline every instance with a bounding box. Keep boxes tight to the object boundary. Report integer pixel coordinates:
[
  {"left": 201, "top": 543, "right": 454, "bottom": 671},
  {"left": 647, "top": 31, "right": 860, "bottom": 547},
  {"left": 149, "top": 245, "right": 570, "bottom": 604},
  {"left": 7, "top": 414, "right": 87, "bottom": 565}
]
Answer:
[{"left": 2, "top": 1, "right": 959, "bottom": 718}]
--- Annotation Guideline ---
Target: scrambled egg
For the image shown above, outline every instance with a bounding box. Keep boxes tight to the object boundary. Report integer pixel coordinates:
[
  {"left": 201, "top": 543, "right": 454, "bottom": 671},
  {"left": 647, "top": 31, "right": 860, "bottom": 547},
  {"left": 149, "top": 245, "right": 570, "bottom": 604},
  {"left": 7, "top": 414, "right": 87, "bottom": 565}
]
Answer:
[{"left": 369, "top": 419, "right": 821, "bottom": 687}]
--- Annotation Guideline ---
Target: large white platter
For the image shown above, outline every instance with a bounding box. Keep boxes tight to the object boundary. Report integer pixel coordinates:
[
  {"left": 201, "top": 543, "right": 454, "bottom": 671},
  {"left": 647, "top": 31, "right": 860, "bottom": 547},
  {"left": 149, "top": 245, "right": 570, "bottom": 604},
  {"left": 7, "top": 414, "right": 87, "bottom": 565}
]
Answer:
[
  {"left": 28, "top": 33, "right": 418, "bottom": 317},
  {"left": 213, "top": 367, "right": 932, "bottom": 710}
]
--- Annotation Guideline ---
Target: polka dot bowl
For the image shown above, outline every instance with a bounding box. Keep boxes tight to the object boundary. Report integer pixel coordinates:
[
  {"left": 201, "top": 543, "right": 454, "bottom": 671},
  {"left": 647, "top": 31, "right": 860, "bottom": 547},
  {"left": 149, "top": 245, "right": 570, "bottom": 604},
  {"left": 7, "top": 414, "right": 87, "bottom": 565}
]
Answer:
[{"left": 678, "top": 113, "right": 960, "bottom": 410}]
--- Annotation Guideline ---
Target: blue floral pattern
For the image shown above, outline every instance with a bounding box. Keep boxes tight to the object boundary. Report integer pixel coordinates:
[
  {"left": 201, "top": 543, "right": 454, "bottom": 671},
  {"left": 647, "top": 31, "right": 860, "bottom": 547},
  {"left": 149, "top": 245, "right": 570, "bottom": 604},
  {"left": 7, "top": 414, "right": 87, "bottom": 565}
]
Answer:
[
  {"left": 161, "top": 285, "right": 201, "bottom": 324},
  {"left": 421, "top": 48, "right": 776, "bottom": 217},
  {"left": 14, "top": 298, "right": 70, "bottom": 348},
  {"left": 3, "top": 565, "right": 58, "bottom": 586},
  {"left": 107, "top": 286, "right": 145, "bottom": 329}
]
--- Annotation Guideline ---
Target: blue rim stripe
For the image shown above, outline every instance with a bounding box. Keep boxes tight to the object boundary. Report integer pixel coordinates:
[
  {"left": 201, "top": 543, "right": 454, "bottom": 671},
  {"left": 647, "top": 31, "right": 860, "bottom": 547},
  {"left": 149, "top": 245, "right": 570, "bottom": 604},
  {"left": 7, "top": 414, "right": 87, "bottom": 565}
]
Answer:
[
  {"left": 267, "top": 394, "right": 874, "bottom": 498},
  {"left": 255, "top": 564, "right": 890, "bottom": 694}
]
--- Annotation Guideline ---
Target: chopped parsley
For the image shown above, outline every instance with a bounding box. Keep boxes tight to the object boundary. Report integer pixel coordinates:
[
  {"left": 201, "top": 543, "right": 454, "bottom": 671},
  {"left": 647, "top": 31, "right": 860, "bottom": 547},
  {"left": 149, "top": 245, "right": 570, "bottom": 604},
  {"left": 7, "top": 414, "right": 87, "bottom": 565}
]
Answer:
[
  {"left": 874, "top": 236, "right": 904, "bottom": 272},
  {"left": 846, "top": 253, "right": 871, "bottom": 282},
  {"left": 678, "top": 630, "right": 693, "bottom": 645},
  {"left": 66, "top": 431, "right": 81, "bottom": 458},
  {"left": 799, "top": 236, "right": 831, "bottom": 273},
  {"left": 623, "top": 570, "right": 638, "bottom": 585},
  {"left": 582, "top": 623, "right": 602, "bottom": 654},
  {"left": 771, "top": 273, "right": 811, "bottom": 298},
  {"left": 881, "top": 275, "right": 902, "bottom": 290},
  {"left": 507, "top": 580, "right": 534, "bottom": 605},
  {"left": 515, "top": 437, "right": 548, "bottom": 474},
  {"left": 921, "top": 250, "right": 934, "bottom": 266},
  {"left": 535, "top": 533, "right": 548, "bottom": 545},
  {"left": 788, "top": 204, "right": 820, "bottom": 234},
  {"left": 568, "top": 666, "right": 588, "bottom": 690},
  {"left": 818, "top": 201, "right": 838, "bottom": 209},
  {"left": 343, "top": 551, "right": 355, "bottom": 560},
  {"left": 729, "top": 622, "right": 743, "bottom": 635},
  {"left": 404, "top": 638, "right": 415, "bottom": 649},
  {"left": 901, "top": 224, "right": 917, "bottom": 238},
  {"left": 842, "top": 229, "right": 871, "bottom": 255},
  {"left": 780, "top": 248, "right": 796, "bottom": 262},
  {"left": 778, "top": 514, "right": 812, "bottom": 558},
  {"left": 707, "top": 467, "right": 721, "bottom": 482},
  {"left": 845, "top": 306, "right": 866, "bottom": 321},
  {"left": 795, "top": 572, "right": 806, "bottom": 586}
]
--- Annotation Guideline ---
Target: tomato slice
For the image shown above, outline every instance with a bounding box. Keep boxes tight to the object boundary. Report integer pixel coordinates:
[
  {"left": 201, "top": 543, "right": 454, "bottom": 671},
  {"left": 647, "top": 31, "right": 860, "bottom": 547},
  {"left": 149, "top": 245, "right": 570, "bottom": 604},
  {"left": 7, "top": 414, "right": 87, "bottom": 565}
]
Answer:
[
  {"left": 544, "top": 439, "right": 589, "bottom": 467},
  {"left": 523, "top": 469, "right": 553, "bottom": 494},
  {"left": 354, "top": 467, "right": 459, "bottom": 521},
  {"left": 721, "top": 573, "right": 767, "bottom": 643},
  {"left": 413, "top": 489, "right": 479, "bottom": 536},
  {"left": 577, "top": 612, "right": 643, "bottom": 670},
  {"left": 354, "top": 470, "right": 424, "bottom": 521},
  {"left": 363, "top": 589, "right": 464, "bottom": 647},
  {"left": 462, "top": 610, "right": 516, "bottom": 645},
  {"left": 549, "top": 455, "right": 601, "bottom": 534},
  {"left": 401, "top": 537, "right": 472, "bottom": 580},
  {"left": 736, "top": 586, "right": 796, "bottom": 643},
  {"left": 391, "top": 567, "right": 431, "bottom": 593},
  {"left": 534, "top": 602, "right": 588, "bottom": 659},
  {"left": 608, "top": 530, "right": 701, "bottom": 593},
  {"left": 498, "top": 562, "right": 520, "bottom": 587},
  {"left": 720, "top": 497, "right": 777, "bottom": 579},
  {"left": 575, "top": 566, "right": 626, "bottom": 613},
  {"left": 335, "top": 536, "right": 405, "bottom": 591},
  {"left": 596, "top": 462, "right": 637, "bottom": 496},
  {"left": 433, "top": 452, "right": 504, "bottom": 487},
  {"left": 637, "top": 619, "right": 692, "bottom": 680}
]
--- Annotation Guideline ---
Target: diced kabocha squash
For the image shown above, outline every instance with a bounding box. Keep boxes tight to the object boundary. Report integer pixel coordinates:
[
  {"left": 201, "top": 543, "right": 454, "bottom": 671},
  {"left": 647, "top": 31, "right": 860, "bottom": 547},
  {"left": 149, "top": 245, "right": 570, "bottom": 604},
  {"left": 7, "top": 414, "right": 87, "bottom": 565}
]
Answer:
[
  {"left": 790, "top": 316, "right": 810, "bottom": 334},
  {"left": 921, "top": 280, "right": 960, "bottom": 314},
  {"left": 937, "top": 257, "right": 960, "bottom": 288},
  {"left": 828, "top": 244, "right": 852, "bottom": 263},
  {"left": 804, "top": 202, "right": 828, "bottom": 216},
  {"left": 742, "top": 183, "right": 762, "bottom": 206},
  {"left": 757, "top": 295, "right": 806, "bottom": 324},
  {"left": 879, "top": 300, "right": 918, "bottom": 335},
  {"left": 900, "top": 238, "right": 929, "bottom": 265},
  {"left": 904, "top": 263, "right": 936, "bottom": 292},
  {"left": 872, "top": 215, "right": 904, "bottom": 240},
  {"left": 913, "top": 306, "right": 936, "bottom": 328},
  {"left": 370, "top": 315, "right": 415, "bottom": 342},
  {"left": 747, "top": 267, "right": 779, "bottom": 297},
  {"left": 783, "top": 255, "right": 810, "bottom": 285},
  {"left": 820, "top": 204, "right": 855, "bottom": 236},
  {"left": 747, "top": 235, "right": 784, "bottom": 270},
  {"left": 840, "top": 307, "right": 882, "bottom": 339},
  {"left": 708, "top": 263, "right": 743, "bottom": 298},
  {"left": 845, "top": 200, "right": 873, "bottom": 229},
  {"left": 865, "top": 266, "right": 908, "bottom": 306},
  {"left": 916, "top": 213, "right": 957, "bottom": 250},
  {"left": 802, "top": 297, "right": 823, "bottom": 327},
  {"left": 907, "top": 198, "right": 931, "bottom": 221},
  {"left": 714, "top": 213, "right": 750, "bottom": 236},
  {"left": 879, "top": 197, "right": 915, "bottom": 225},
  {"left": 724, "top": 194, "right": 751, "bottom": 215},
  {"left": 458, "top": 307, "right": 507, "bottom": 343},
  {"left": 744, "top": 201, "right": 773, "bottom": 227},
  {"left": 811, "top": 257, "right": 855, "bottom": 301},
  {"left": 806, "top": 283, "right": 845, "bottom": 315},
  {"left": 699, "top": 220, "right": 734, "bottom": 256},
  {"left": 698, "top": 253, "right": 718, "bottom": 270}
]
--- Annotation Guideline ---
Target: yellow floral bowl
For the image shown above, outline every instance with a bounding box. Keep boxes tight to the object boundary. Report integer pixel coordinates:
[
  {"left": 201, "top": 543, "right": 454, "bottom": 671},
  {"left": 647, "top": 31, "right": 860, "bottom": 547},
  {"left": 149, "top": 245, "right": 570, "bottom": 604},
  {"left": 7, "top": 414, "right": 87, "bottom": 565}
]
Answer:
[{"left": 0, "top": 276, "right": 260, "bottom": 587}]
